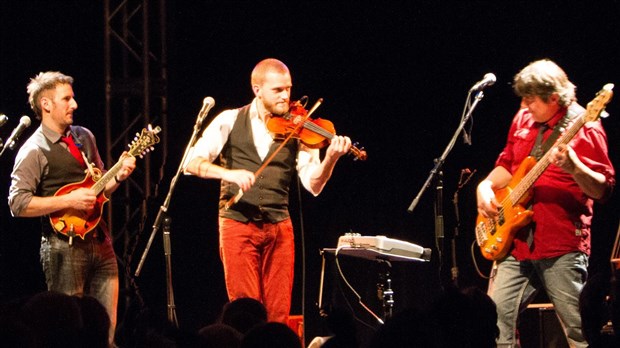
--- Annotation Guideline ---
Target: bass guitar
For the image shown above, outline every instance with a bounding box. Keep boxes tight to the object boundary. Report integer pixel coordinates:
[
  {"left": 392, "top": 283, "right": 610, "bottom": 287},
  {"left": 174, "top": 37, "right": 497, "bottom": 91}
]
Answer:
[
  {"left": 50, "top": 125, "right": 161, "bottom": 242},
  {"left": 475, "top": 84, "right": 614, "bottom": 261}
]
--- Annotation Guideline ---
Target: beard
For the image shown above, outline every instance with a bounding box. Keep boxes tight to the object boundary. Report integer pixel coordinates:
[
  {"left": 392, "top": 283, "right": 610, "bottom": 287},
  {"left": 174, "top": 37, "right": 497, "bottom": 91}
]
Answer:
[{"left": 264, "top": 100, "right": 289, "bottom": 116}]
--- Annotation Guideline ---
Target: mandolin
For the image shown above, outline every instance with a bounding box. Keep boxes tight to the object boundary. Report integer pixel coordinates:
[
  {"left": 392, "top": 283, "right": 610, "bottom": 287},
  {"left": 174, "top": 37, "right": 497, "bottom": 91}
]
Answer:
[{"left": 50, "top": 125, "right": 161, "bottom": 243}]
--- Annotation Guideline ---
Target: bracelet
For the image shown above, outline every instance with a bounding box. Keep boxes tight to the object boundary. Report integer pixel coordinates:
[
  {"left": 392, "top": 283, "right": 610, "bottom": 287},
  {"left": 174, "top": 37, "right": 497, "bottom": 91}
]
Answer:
[{"left": 114, "top": 175, "right": 125, "bottom": 183}]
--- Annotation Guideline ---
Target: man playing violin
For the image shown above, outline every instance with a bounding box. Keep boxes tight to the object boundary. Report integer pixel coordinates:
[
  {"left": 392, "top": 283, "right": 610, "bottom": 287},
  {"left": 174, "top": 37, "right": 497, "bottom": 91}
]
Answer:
[{"left": 185, "top": 58, "right": 352, "bottom": 323}]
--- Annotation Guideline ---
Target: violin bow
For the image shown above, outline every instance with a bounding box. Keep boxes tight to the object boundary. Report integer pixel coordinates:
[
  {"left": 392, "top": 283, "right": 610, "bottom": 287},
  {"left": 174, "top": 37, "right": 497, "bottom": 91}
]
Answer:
[{"left": 224, "top": 99, "right": 323, "bottom": 210}]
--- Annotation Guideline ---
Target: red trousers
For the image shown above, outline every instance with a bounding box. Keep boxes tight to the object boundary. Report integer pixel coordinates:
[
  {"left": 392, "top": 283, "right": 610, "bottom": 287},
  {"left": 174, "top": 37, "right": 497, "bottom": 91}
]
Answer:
[{"left": 219, "top": 217, "right": 295, "bottom": 323}]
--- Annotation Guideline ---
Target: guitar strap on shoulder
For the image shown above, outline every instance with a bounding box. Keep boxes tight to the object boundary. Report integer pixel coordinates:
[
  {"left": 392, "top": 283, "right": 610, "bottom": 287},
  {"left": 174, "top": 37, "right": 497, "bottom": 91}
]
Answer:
[
  {"left": 69, "top": 128, "right": 87, "bottom": 160},
  {"left": 530, "top": 103, "right": 583, "bottom": 160},
  {"left": 530, "top": 123, "right": 549, "bottom": 160}
]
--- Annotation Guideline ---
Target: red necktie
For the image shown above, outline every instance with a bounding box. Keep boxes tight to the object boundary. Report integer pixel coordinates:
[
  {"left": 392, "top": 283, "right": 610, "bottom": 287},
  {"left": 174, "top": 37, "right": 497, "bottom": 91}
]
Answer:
[{"left": 60, "top": 134, "right": 86, "bottom": 168}]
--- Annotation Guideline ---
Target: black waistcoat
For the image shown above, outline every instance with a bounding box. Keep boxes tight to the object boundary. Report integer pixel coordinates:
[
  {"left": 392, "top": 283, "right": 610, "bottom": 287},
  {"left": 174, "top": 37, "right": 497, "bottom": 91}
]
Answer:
[
  {"left": 36, "top": 126, "right": 106, "bottom": 236},
  {"left": 219, "top": 104, "right": 298, "bottom": 223}
]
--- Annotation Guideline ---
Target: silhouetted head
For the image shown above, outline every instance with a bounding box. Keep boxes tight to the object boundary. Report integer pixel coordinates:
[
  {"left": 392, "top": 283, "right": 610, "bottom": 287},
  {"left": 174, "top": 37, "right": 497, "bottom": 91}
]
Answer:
[
  {"left": 198, "top": 323, "right": 242, "bottom": 348},
  {"left": 241, "top": 322, "right": 301, "bottom": 348},
  {"left": 220, "top": 297, "right": 268, "bottom": 334}
]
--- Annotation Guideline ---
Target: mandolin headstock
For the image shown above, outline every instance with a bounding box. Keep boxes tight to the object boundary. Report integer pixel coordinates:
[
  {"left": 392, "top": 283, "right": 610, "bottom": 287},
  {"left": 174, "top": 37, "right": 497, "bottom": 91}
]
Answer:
[{"left": 128, "top": 124, "right": 161, "bottom": 158}]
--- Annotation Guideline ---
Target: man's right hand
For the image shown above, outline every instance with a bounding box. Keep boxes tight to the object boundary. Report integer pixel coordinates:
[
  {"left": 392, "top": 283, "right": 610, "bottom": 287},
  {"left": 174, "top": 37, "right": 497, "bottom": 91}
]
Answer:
[
  {"left": 64, "top": 187, "right": 97, "bottom": 210},
  {"left": 477, "top": 179, "right": 500, "bottom": 219},
  {"left": 222, "top": 169, "right": 256, "bottom": 192}
]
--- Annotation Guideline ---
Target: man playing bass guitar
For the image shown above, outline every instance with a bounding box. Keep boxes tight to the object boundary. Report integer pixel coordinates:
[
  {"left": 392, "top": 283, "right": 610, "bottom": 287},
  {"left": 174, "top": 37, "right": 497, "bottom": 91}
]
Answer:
[
  {"left": 8, "top": 71, "right": 136, "bottom": 346},
  {"left": 476, "top": 59, "right": 615, "bottom": 347}
]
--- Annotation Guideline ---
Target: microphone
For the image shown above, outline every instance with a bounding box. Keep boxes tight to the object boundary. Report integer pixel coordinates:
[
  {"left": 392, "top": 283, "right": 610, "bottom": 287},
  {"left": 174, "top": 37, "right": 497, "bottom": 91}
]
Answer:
[
  {"left": 0, "top": 114, "right": 8, "bottom": 128},
  {"left": 4, "top": 115, "right": 31, "bottom": 150},
  {"left": 470, "top": 73, "right": 497, "bottom": 92},
  {"left": 197, "top": 97, "right": 215, "bottom": 125}
]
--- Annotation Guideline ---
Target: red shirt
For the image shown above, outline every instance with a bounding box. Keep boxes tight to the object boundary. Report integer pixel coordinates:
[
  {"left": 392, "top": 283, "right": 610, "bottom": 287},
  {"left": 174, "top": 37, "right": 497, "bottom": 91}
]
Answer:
[{"left": 495, "top": 105, "right": 615, "bottom": 260}]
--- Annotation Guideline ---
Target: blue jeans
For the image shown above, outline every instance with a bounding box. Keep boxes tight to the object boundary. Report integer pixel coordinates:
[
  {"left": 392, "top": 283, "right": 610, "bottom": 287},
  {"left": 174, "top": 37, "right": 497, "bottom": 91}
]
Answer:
[
  {"left": 40, "top": 233, "right": 119, "bottom": 346},
  {"left": 489, "top": 252, "right": 588, "bottom": 348}
]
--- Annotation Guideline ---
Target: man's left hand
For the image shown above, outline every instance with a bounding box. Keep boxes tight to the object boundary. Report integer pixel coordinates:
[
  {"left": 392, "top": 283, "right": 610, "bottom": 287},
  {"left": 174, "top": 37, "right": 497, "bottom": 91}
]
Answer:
[
  {"left": 325, "top": 135, "right": 352, "bottom": 160},
  {"left": 550, "top": 144, "right": 577, "bottom": 173},
  {"left": 116, "top": 152, "right": 137, "bottom": 181}
]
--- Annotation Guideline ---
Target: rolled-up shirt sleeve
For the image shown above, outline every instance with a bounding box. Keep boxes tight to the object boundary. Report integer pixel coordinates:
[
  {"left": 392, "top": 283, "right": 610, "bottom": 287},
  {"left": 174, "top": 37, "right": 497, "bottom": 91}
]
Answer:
[
  {"left": 297, "top": 144, "right": 321, "bottom": 196},
  {"left": 183, "top": 109, "right": 237, "bottom": 172},
  {"left": 8, "top": 143, "right": 47, "bottom": 217}
]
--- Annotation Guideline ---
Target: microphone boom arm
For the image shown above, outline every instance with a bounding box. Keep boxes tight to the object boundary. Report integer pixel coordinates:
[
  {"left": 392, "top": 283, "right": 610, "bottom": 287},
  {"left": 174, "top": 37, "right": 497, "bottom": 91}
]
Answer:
[{"left": 407, "top": 91, "right": 485, "bottom": 213}]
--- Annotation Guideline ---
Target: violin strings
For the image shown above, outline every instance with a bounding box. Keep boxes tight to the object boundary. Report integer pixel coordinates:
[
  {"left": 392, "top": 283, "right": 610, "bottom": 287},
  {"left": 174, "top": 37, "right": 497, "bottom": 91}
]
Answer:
[{"left": 302, "top": 120, "right": 334, "bottom": 139}]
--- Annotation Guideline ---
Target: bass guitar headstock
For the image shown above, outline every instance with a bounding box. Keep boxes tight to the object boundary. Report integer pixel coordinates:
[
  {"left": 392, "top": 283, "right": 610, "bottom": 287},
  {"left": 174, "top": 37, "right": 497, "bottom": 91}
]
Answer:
[{"left": 585, "top": 83, "right": 614, "bottom": 123}]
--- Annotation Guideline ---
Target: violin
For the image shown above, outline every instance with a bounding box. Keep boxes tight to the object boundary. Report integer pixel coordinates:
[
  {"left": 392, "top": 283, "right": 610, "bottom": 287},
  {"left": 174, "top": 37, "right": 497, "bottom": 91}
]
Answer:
[
  {"left": 224, "top": 97, "right": 367, "bottom": 210},
  {"left": 267, "top": 98, "right": 368, "bottom": 161}
]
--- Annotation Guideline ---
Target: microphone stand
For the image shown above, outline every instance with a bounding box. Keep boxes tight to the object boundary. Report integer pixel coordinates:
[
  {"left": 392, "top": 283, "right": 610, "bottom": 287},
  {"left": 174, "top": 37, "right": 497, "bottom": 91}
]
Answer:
[
  {"left": 451, "top": 169, "right": 476, "bottom": 287},
  {"left": 0, "top": 138, "right": 8, "bottom": 158},
  {"left": 0, "top": 142, "right": 11, "bottom": 158},
  {"left": 451, "top": 180, "right": 461, "bottom": 288},
  {"left": 407, "top": 90, "right": 486, "bottom": 282},
  {"left": 434, "top": 168, "right": 445, "bottom": 276},
  {"left": 134, "top": 101, "right": 211, "bottom": 326}
]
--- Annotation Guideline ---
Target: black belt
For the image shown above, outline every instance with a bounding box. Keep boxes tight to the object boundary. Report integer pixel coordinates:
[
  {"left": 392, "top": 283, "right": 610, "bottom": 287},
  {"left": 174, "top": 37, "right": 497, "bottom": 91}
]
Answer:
[{"left": 45, "top": 230, "right": 106, "bottom": 243}]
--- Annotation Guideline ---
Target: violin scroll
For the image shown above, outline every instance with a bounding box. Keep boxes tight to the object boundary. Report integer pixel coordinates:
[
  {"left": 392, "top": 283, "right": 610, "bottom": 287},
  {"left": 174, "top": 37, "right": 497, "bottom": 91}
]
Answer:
[{"left": 351, "top": 142, "right": 367, "bottom": 161}]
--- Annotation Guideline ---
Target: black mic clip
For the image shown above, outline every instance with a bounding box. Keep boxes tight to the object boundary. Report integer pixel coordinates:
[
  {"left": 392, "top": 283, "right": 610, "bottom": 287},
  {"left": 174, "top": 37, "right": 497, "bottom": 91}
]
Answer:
[{"left": 457, "top": 168, "right": 476, "bottom": 189}]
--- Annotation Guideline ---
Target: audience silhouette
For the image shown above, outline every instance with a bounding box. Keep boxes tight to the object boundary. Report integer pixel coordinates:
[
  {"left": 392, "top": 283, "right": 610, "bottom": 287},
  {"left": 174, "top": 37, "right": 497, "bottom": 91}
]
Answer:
[
  {"left": 13, "top": 285, "right": 602, "bottom": 348},
  {"left": 369, "top": 285, "right": 498, "bottom": 348},
  {"left": 0, "top": 291, "right": 111, "bottom": 347},
  {"left": 241, "top": 322, "right": 302, "bottom": 348}
]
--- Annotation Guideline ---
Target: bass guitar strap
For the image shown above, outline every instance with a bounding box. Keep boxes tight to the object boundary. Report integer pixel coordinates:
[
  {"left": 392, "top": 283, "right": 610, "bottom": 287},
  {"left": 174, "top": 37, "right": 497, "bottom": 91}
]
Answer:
[{"left": 530, "top": 103, "right": 584, "bottom": 160}]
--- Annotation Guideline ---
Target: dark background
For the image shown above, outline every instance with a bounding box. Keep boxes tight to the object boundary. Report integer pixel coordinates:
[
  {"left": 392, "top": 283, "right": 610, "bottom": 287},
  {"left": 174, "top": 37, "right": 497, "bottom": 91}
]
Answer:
[{"left": 1, "top": 1, "right": 619, "bottom": 345}]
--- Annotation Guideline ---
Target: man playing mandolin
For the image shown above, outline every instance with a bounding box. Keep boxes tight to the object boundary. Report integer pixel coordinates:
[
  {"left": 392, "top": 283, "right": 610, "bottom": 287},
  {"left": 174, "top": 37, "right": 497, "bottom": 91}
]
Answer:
[
  {"left": 476, "top": 59, "right": 615, "bottom": 347},
  {"left": 185, "top": 58, "right": 352, "bottom": 324},
  {"left": 8, "top": 71, "right": 136, "bottom": 346}
]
